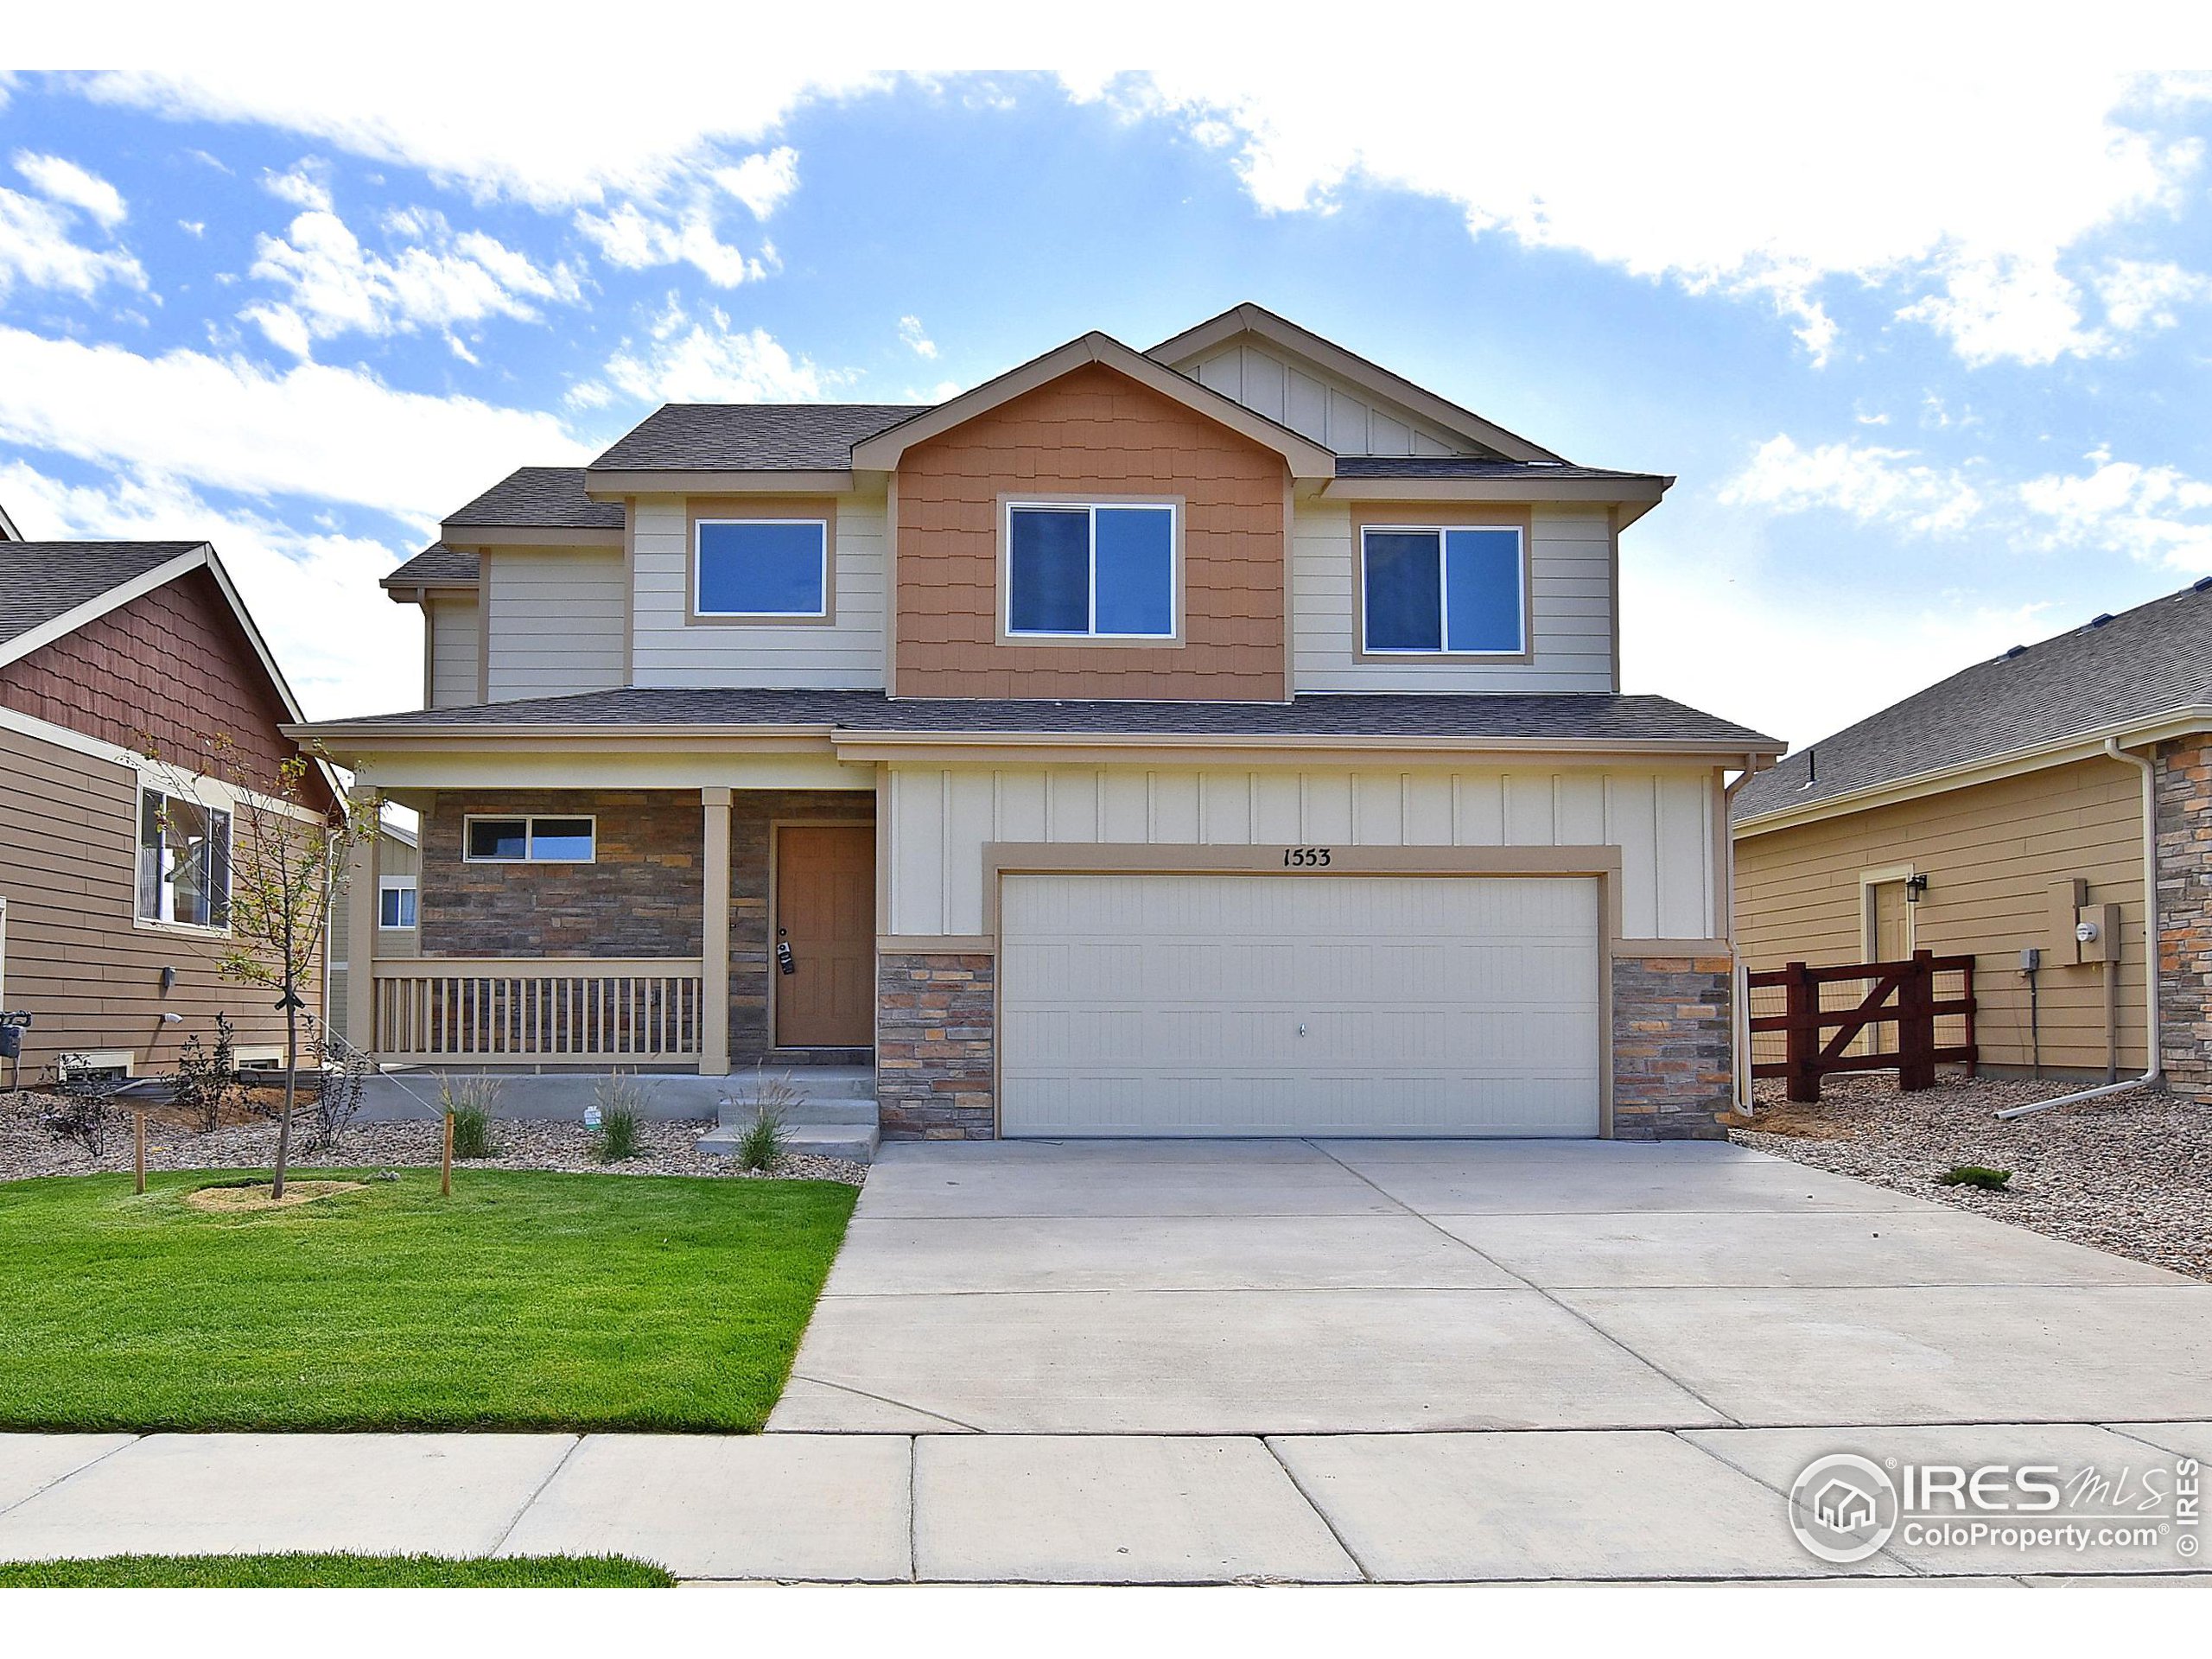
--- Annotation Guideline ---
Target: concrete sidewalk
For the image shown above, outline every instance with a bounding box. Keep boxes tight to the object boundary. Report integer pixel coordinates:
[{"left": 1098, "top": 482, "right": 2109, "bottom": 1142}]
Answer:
[{"left": 4, "top": 1426, "right": 2210, "bottom": 1583}]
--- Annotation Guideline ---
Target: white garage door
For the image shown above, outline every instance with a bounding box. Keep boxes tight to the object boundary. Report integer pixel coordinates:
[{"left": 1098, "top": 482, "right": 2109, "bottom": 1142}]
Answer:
[{"left": 999, "top": 873, "right": 1602, "bottom": 1138}]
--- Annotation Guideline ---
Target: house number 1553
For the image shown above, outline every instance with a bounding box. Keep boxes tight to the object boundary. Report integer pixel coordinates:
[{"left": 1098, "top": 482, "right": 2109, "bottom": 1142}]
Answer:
[{"left": 1281, "top": 846, "right": 1333, "bottom": 867}]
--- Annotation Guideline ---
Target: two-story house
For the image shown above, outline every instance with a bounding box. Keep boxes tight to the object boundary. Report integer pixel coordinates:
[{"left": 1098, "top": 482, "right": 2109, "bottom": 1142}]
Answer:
[{"left": 297, "top": 305, "right": 1779, "bottom": 1141}]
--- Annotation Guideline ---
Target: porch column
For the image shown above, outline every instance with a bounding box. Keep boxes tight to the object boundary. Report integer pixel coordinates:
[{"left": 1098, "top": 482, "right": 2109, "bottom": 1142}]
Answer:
[
  {"left": 343, "top": 785, "right": 378, "bottom": 1053},
  {"left": 700, "top": 787, "right": 732, "bottom": 1075}
]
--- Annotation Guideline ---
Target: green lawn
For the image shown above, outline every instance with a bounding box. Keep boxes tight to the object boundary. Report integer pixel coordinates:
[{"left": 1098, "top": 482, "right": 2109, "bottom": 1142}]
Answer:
[
  {"left": 0, "top": 1557, "right": 672, "bottom": 1592},
  {"left": 0, "top": 1553, "right": 675, "bottom": 1588},
  {"left": 0, "top": 1169, "right": 855, "bottom": 1433}
]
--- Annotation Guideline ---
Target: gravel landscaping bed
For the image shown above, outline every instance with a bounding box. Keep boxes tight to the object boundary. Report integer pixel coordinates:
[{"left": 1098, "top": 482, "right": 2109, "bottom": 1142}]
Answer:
[
  {"left": 1732, "top": 1073, "right": 2212, "bottom": 1281},
  {"left": 0, "top": 1092, "right": 866, "bottom": 1186}
]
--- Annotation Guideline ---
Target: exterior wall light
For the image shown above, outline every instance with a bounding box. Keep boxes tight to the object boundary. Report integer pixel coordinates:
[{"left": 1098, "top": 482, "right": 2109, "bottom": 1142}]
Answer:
[{"left": 1904, "top": 874, "right": 1930, "bottom": 904}]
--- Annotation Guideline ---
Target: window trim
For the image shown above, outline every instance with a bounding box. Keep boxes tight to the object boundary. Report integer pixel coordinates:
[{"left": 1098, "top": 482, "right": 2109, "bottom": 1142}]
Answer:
[
  {"left": 134, "top": 782, "right": 233, "bottom": 936},
  {"left": 998, "top": 493, "right": 1185, "bottom": 647},
  {"left": 688, "top": 500, "right": 836, "bottom": 626},
  {"left": 1354, "top": 516, "right": 1534, "bottom": 664},
  {"left": 461, "top": 814, "right": 598, "bottom": 865},
  {"left": 378, "top": 875, "right": 419, "bottom": 930}
]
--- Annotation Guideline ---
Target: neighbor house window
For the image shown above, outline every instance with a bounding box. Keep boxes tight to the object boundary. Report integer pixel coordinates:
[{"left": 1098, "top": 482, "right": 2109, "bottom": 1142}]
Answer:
[
  {"left": 378, "top": 877, "right": 418, "bottom": 929},
  {"left": 1361, "top": 525, "right": 1526, "bottom": 654},
  {"left": 695, "top": 518, "right": 829, "bottom": 618},
  {"left": 137, "top": 787, "right": 231, "bottom": 928},
  {"left": 463, "top": 816, "right": 595, "bottom": 863},
  {"left": 1006, "top": 502, "right": 1176, "bottom": 639}
]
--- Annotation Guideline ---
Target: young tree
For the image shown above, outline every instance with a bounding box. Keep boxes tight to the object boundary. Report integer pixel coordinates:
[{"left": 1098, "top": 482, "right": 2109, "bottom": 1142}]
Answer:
[{"left": 145, "top": 734, "right": 376, "bottom": 1198}]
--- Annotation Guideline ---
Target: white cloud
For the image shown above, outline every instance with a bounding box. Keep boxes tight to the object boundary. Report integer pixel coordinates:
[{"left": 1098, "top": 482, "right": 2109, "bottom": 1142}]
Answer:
[
  {"left": 603, "top": 301, "right": 841, "bottom": 402},
  {"left": 0, "top": 324, "right": 587, "bottom": 526},
  {"left": 713, "top": 147, "right": 799, "bottom": 219},
  {"left": 1720, "top": 435, "right": 1986, "bottom": 536},
  {"left": 573, "top": 198, "right": 770, "bottom": 287},
  {"left": 0, "top": 459, "right": 419, "bottom": 720},
  {"left": 2019, "top": 450, "right": 2212, "bottom": 569},
  {"left": 1080, "top": 67, "right": 2207, "bottom": 367},
  {"left": 241, "top": 206, "right": 584, "bottom": 356},
  {"left": 898, "top": 314, "right": 938, "bottom": 359},
  {"left": 0, "top": 185, "right": 147, "bottom": 302},
  {"left": 12, "top": 150, "right": 127, "bottom": 226},
  {"left": 178, "top": 218, "right": 206, "bottom": 237},
  {"left": 261, "top": 160, "right": 333, "bottom": 212},
  {"left": 2094, "top": 257, "right": 2212, "bottom": 334},
  {"left": 83, "top": 67, "right": 880, "bottom": 207}
]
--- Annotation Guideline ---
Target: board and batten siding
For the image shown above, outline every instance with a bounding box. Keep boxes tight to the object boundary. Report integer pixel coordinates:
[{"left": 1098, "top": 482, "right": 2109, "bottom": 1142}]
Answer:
[
  {"left": 1292, "top": 502, "right": 1614, "bottom": 693},
  {"left": 629, "top": 493, "right": 887, "bottom": 690},
  {"left": 1185, "top": 339, "right": 1465, "bottom": 456},
  {"left": 481, "top": 547, "right": 625, "bottom": 702},
  {"left": 1734, "top": 756, "right": 2148, "bottom": 1075},
  {"left": 425, "top": 595, "right": 480, "bottom": 708},
  {"left": 885, "top": 762, "right": 1718, "bottom": 940}
]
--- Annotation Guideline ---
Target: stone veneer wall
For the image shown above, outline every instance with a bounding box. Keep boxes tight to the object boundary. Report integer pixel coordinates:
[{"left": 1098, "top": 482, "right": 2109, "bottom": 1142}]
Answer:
[
  {"left": 419, "top": 789, "right": 701, "bottom": 957},
  {"left": 2154, "top": 735, "right": 2212, "bottom": 1101},
  {"left": 1611, "top": 955, "right": 1734, "bottom": 1141},
  {"left": 876, "top": 953, "right": 995, "bottom": 1138},
  {"left": 728, "top": 791, "right": 874, "bottom": 1064}
]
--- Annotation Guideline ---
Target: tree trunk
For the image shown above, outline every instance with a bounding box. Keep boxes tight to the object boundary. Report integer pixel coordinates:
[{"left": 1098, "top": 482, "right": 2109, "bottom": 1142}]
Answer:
[{"left": 273, "top": 983, "right": 298, "bottom": 1201}]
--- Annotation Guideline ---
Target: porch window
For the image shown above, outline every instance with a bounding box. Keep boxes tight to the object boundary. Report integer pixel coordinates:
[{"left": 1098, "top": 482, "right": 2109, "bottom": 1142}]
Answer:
[
  {"left": 1007, "top": 502, "right": 1176, "bottom": 639},
  {"left": 695, "top": 518, "right": 829, "bottom": 618},
  {"left": 1361, "top": 525, "right": 1525, "bottom": 655},
  {"left": 137, "top": 786, "right": 231, "bottom": 929},
  {"left": 378, "top": 877, "right": 418, "bottom": 929},
  {"left": 464, "top": 816, "right": 595, "bottom": 863}
]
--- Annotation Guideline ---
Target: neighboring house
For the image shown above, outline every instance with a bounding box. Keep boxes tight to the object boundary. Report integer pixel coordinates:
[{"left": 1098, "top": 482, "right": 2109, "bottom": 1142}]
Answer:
[
  {"left": 0, "top": 540, "right": 337, "bottom": 1081},
  {"left": 0, "top": 500, "right": 21, "bottom": 543},
  {"left": 327, "top": 813, "right": 419, "bottom": 1045},
  {"left": 297, "top": 303, "right": 1781, "bottom": 1141},
  {"left": 1733, "top": 579, "right": 2212, "bottom": 1090}
]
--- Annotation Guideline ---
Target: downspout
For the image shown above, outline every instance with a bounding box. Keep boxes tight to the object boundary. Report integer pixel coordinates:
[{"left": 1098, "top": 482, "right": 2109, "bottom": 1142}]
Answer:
[
  {"left": 1725, "top": 759, "right": 1760, "bottom": 1115},
  {"left": 1997, "top": 736, "right": 2162, "bottom": 1118}
]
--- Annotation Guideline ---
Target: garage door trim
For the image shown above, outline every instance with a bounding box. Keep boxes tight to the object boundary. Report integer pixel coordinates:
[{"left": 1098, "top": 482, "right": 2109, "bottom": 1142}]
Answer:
[{"left": 980, "top": 841, "right": 1626, "bottom": 1140}]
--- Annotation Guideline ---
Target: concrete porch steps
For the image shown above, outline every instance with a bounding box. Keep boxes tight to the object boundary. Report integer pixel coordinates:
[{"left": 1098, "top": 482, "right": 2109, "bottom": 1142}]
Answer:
[{"left": 699, "top": 1065, "right": 880, "bottom": 1165}]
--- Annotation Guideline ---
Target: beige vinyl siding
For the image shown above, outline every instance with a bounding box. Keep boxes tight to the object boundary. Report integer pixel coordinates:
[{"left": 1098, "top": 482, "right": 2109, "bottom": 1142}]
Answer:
[
  {"left": 425, "top": 595, "right": 480, "bottom": 709},
  {"left": 327, "top": 832, "right": 418, "bottom": 1042},
  {"left": 885, "top": 761, "right": 1718, "bottom": 940},
  {"left": 0, "top": 721, "right": 313, "bottom": 1077},
  {"left": 629, "top": 493, "right": 887, "bottom": 690},
  {"left": 482, "top": 547, "right": 626, "bottom": 702},
  {"left": 1187, "top": 339, "right": 1465, "bottom": 456},
  {"left": 1734, "top": 757, "right": 2147, "bottom": 1076},
  {"left": 1293, "top": 502, "right": 1614, "bottom": 693}
]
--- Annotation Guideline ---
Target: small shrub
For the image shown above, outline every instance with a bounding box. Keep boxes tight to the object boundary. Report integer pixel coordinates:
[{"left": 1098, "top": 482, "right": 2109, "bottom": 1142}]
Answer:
[
  {"left": 38, "top": 1054, "right": 130, "bottom": 1157},
  {"left": 305, "top": 1014, "right": 372, "bottom": 1155},
  {"left": 168, "top": 1014, "right": 243, "bottom": 1133},
  {"left": 728, "top": 1068, "right": 802, "bottom": 1173},
  {"left": 441, "top": 1077, "right": 504, "bottom": 1160},
  {"left": 1937, "top": 1164, "right": 2012, "bottom": 1191},
  {"left": 593, "top": 1075, "right": 649, "bottom": 1163}
]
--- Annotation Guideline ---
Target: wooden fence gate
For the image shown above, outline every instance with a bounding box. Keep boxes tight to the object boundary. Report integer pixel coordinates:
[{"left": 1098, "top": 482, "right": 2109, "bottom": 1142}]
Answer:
[{"left": 1748, "top": 948, "right": 1978, "bottom": 1103}]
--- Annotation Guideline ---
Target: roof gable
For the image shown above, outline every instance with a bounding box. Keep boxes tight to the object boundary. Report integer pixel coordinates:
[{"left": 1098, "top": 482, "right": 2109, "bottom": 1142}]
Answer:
[
  {"left": 849, "top": 332, "right": 1337, "bottom": 480},
  {"left": 1148, "top": 303, "right": 1563, "bottom": 465},
  {"left": 1734, "top": 577, "right": 2212, "bottom": 827},
  {"left": 0, "top": 541, "right": 209, "bottom": 659},
  {"left": 0, "top": 499, "right": 20, "bottom": 541}
]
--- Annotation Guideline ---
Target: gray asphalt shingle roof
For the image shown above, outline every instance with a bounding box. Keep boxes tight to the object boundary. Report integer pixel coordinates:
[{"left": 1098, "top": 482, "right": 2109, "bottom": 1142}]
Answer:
[
  {"left": 300, "top": 686, "right": 1776, "bottom": 748},
  {"left": 443, "top": 467, "right": 625, "bottom": 531},
  {"left": 588, "top": 404, "right": 928, "bottom": 472},
  {"left": 1734, "top": 577, "right": 2212, "bottom": 823},
  {"left": 0, "top": 541, "right": 203, "bottom": 650},
  {"left": 381, "top": 543, "right": 480, "bottom": 589}
]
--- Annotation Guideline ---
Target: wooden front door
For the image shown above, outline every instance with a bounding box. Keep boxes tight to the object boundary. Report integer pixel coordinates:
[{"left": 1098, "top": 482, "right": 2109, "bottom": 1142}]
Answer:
[
  {"left": 773, "top": 823, "right": 875, "bottom": 1048},
  {"left": 1866, "top": 880, "right": 1912, "bottom": 1057}
]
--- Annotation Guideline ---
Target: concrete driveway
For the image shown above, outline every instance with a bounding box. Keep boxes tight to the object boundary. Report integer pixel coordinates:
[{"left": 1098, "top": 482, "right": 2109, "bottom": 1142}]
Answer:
[{"left": 770, "top": 1137, "right": 2212, "bottom": 1435}]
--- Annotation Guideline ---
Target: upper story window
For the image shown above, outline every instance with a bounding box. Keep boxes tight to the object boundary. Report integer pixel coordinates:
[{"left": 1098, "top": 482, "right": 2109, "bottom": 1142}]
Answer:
[
  {"left": 378, "top": 877, "right": 418, "bottom": 929},
  {"left": 1360, "top": 525, "right": 1527, "bottom": 656},
  {"left": 1006, "top": 501, "right": 1177, "bottom": 639},
  {"left": 695, "top": 518, "right": 830, "bottom": 620},
  {"left": 137, "top": 786, "right": 231, "bottom": 930},
  {"left": 464, "top": 816, "right": 596, "bottom": 863}
]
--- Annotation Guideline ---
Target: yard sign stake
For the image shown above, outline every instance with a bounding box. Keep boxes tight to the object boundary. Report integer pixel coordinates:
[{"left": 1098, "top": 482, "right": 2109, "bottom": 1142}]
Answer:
[
  {"left": 442, "top": 1111, "right": 453, "bottom": 1197},
  {"left": 133, "top": 1111, "right": 145, "bottom": 1196}
]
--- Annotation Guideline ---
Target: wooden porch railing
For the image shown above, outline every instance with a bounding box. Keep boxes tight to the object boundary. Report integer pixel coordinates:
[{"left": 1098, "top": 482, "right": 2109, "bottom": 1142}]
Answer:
[
  {"left": 1747, "top": 949, "right": 1977, "bottom": 1103},
  {"left": 371, "top": 958, "right": 703, "bottom": 1063}
]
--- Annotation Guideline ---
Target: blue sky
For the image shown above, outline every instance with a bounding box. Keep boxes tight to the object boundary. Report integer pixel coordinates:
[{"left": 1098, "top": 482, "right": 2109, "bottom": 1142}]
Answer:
[{"left": 6, "top": 63, "right": 2212, "bottom": 745}]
